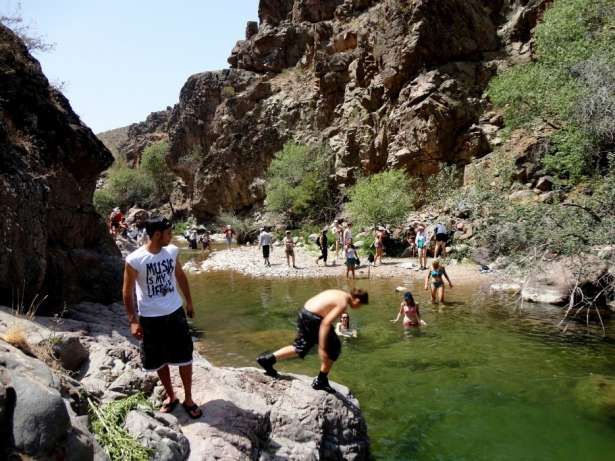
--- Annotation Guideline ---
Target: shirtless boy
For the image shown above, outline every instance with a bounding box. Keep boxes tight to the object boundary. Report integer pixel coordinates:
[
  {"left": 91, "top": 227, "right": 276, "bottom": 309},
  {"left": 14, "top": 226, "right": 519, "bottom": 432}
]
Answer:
[{"left": 256, "top": 288, "right": 369, "bottom": 392}]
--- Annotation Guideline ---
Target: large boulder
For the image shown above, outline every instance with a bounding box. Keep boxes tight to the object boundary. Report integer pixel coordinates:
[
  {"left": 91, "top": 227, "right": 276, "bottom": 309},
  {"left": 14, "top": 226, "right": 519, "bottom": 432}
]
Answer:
[
  {"left": 0, "top": 24, "right": 122, "bottom": 313},
  {"left": 124, "top": 410, "right": 190, "bottom": 461}
]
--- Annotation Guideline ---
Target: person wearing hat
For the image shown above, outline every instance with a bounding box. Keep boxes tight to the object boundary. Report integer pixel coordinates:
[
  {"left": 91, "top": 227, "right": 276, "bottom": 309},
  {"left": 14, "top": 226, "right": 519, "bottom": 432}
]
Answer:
[
  {"left": 187, "top": 227, "right": 198, "bottom": 250},
  {"left": 415, "top": 225, "right": 428, "bottom": 270},
  {"left": 223, "top": 224, "right": 236, "bottom": 249},
  {"left": 108, "top": 207, "right": 125, "bottom": 238},
  {"left": 123, "top": 217, "right": 202, "bottom": 419}
]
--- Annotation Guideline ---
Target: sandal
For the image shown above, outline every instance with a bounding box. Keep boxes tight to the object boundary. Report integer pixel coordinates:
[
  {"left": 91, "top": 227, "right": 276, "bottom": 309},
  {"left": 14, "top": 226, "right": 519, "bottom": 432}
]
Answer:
[
  {"left": 160, "top": 398, "right": 179, "bottom": 413},
  {"left": 182, "top": 402, "right": 203, "bottom": 419}
]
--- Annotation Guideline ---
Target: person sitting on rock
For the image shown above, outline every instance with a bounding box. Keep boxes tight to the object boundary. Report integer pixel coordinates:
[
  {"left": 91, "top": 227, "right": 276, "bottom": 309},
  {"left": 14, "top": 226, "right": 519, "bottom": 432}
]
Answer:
[
  {"left": 109, "top": 207, "right": 126, "bottom": 238},
  {"left": 424, "top": 260, "right": 453, "bottom": 304},
  {"left": 123, "top": 217, "right": 202, "bottom": 419},
  {"left": 256, "top": 288, "right": 369, "bottom": 392}
]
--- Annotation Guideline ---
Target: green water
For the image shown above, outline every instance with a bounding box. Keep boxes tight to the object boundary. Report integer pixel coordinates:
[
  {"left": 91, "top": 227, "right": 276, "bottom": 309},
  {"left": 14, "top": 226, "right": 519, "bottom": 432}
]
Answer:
[{"left": 183, "top": 251, "right": 615, "bottom": 460}]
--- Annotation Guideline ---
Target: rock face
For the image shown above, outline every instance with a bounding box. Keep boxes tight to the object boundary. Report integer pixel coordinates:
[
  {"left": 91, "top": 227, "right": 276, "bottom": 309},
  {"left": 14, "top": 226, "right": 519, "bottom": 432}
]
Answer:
[
  {"left": 0, "top": 24, "right": 122, "bottom": 312},
  {"left": 116, "top": 108, "right": 173, "bottom": 167},
  {"left": 0, "top": 303, "right": 370, "bottom": 460},
  {"left": 151, "top": 0, "right": 547, "bottom": 219}
]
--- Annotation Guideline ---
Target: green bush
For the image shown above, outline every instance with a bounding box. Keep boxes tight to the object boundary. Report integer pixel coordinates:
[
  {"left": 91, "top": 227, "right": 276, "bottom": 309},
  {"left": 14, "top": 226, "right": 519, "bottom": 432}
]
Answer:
[
  {"left": 93, "top": 162, "right": 155, "bottom": 216},
  {"left": 487, "top": 0, "right": 615, "bottom": 181},
  {"left": 346, "top": 170, "right": 414, "bottom": 227},
  {"left": 219, "top": 212, "right": 257, "bottom": 244},
  {"left": 141, "top": 141, "right": 176, "bottom": 212},
  {"left": 265, "top": 142, "right": 336, "bottom": 225}
]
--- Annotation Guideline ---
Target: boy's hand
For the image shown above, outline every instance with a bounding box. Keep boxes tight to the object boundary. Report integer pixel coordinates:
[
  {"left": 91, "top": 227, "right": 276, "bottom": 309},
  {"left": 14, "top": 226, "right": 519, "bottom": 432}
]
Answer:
[
  {"left": 449, "top": 283, "right": 453, "bottom": 288},
  {"left": 130, "top": 321, "right": 143, "bottom": 340},
  {"left": 186, "top": 303, "right": 195, "bottom": 318}
]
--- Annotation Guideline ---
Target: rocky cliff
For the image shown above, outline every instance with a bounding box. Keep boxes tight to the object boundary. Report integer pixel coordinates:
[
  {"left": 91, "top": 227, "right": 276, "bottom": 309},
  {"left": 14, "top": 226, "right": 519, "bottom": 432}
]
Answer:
[
  {"left": 160, "top": 0, "right": 547, "bottom": 218},
  {"left": 0, "top": 24, "right": 122, "bottom": 312}
]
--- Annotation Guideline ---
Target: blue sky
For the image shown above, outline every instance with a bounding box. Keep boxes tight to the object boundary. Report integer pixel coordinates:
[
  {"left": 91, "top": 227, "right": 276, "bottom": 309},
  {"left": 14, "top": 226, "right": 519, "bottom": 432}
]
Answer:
[{"left": 2, "top": 0, "right": 258, "bottom": 132}]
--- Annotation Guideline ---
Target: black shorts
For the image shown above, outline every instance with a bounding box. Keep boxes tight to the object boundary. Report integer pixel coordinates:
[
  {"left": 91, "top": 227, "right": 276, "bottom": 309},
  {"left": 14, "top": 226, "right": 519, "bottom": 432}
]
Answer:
[
  {"left": 139, "top": 306, "right": 193, "bottom": 371},
  {"left": 293, "top": 308, "right": 341, "bottom": 361},
  {"left": 262, "top": 245, "right": 270, "bottom": 258},
  {"left": 436, "top": 233, "right": 448, "bottom": 242}
]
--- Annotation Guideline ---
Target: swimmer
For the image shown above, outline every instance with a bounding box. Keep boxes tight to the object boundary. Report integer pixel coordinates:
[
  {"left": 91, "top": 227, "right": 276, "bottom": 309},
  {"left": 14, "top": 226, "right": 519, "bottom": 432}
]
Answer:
[
  {"left": 256, "top": 288, "right": 369, "bottom": 392},
  {"left": 391, "top": 292, "right": 426, "bottom": 328},
  {"left": 424, "top": 260, "right": 453, "bottom": 304},
  {"left": 335, "top": 313, "right": 358, "bottom": 338}
]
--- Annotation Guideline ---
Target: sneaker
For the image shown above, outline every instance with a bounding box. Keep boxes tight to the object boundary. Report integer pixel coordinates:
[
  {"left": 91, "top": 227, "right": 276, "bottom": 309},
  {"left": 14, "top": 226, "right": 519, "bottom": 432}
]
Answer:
[
  {"left": 256, "top": 353, "right": 279, "bottom": 378},
  {"left": 311, "top": 376, "right": 335, "bottom": 393}
]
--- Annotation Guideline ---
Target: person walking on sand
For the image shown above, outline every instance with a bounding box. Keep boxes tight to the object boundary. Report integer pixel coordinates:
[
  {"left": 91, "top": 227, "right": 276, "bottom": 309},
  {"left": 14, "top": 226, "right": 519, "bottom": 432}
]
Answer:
[
  {"left": 332, "top": 220, "right": 343, "bottom": 264},
  {"left": 316, "top": 228, "right": 328, "bottom": 266},
  {"left": 343, "top": 222, "right": 353, "bottom": 248},
  {"left": 256, "top": 288, "right": 369, "bottom": 392},
  {"left": 284, "top": 230, "right": 297, "bottom": 268},
  {"left": 415, "top": 225, "right": 428, "bottom": 270},
  {"left": 345, "top": 239, "right": 360, "bottom": 279},
  {"left": 425, "top": 260, "right": 453, "bottom": 304},
  {"left": 259, "top": 226, "right": 273, "bottom": 267},
  {"left": 374, "top": 226, "right": 385, "bottom": 266},
  {"left": 223, "top": 224, "right": 236, "bottom": 249},
  {"left": 122, "top": 217, "right": 202, "bottom": 419},
  {"left": 391, "top": 292, "right": 426, "bottom": 328},
  {"left": 433, "top": 222, "right": 449, "bottom": 259}
]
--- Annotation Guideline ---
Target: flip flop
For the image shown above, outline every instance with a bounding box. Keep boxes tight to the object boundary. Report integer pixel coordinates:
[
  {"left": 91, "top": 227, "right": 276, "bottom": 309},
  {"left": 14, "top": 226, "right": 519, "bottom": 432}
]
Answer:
[
  {"left": 182, "top": 402, "right": 203, "bottom": 419},
  {"left": 160, "top": 398, "right": 179, "bottom": 413}
]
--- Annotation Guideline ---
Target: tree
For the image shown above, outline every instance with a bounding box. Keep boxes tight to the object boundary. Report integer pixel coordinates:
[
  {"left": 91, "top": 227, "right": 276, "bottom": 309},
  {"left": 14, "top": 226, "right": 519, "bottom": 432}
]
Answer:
[
  {"left": 140, "top": 141, "right": 176, "bottom": 216},
  {"left": 0, "top": 4, "right": 54, "bottom": 53},
  {"left": 346, "top": 170, "right": 414, "bottom": 227}
]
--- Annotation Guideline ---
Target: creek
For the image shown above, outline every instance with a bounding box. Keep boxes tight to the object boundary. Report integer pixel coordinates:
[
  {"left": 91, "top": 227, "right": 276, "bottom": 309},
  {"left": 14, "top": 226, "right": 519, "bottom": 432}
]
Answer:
[{"left": 183, "top": 248, "right": 615, "bottom": 460}]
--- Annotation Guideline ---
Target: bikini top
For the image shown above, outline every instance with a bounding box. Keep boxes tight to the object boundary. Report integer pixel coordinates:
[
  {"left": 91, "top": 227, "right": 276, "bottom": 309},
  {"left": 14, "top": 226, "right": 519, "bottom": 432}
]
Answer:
[
  {"left": 403, "top": 304, "right": 418, "bottom": 317},
  {"left": 431, "top": 268, "right": 445, "bottom": 279}
]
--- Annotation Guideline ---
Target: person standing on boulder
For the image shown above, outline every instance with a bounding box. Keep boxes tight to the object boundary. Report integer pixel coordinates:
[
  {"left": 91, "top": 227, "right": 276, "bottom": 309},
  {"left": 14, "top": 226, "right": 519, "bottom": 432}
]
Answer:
[
  {"left": 256, "top": 288, "right": 369, "bottom": 392},
  {"left": 433, "top": 222, "right": 449, "bottom": 259},
  {"left": 123, "top": 217, "right": 202, "bottom": 419}
]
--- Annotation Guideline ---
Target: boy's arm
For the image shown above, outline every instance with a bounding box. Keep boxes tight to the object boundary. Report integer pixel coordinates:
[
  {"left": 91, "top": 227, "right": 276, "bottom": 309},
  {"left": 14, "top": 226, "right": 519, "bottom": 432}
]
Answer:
[
  {"left": 122, "top": 263, "right": 142, "bottom": 339},
  {"left": 175, "top": 255, "right": 195, "bottom": 318},
  {"left": 319, "top": 305, "right": 345, "bottom": 358}
]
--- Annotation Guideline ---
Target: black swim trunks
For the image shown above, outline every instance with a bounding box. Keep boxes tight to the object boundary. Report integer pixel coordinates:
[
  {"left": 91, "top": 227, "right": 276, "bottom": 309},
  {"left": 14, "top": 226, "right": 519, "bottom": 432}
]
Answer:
[
  {"left": 262, "top": 245, "right": 270, "bottom": 258},
  {"left": 139, "top": 306, "right": 194, "bottom": 371},
  {"left": 435, "top": 233, "right": 448, "bottom": 242},
  {"left": 293, "top": 308, "right": 341, "bottom": 361}
]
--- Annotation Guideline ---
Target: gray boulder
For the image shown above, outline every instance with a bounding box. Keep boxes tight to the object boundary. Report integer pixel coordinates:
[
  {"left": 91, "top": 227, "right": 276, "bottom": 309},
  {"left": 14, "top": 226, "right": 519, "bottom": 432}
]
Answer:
[
  {"left": 52, "top": 336, "right": 89, "bottom": 372},
  {"left": 124, "top": 410, "right": 190, "bottom": 461}
]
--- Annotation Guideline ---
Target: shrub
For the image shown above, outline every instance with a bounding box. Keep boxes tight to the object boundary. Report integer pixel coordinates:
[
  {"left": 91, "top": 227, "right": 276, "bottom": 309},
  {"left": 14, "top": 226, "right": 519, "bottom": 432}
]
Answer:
[
  {"left": 141, "top": 141, "right": 176, "bottom": 212},
  {"left": 346, "top": 170, "right": 414, "bottom": 227},
  {"left": 218, "top": 212, "right": 257, "bottom": 244},
  {"left": 265, "top": 142, "right": 336, "bottom": 225},
  {"left": 487, "top": 0, "right": 615, "bottom": 181}
]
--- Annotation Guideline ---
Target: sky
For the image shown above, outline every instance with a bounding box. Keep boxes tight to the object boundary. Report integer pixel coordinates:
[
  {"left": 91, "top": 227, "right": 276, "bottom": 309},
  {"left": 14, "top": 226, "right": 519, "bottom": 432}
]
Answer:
[{"left": 1, "top": 0, "right": 258, "bottom": 132}]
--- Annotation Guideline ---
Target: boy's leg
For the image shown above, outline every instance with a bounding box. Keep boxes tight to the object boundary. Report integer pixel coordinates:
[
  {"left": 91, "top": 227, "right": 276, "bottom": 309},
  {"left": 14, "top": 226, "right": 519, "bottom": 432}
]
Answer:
[
  {"left": 179, "top": 364, "right": 194, "bottom": 405},
  {"left": 157, "top": 365, "right": 175, "bottom": 405},
  {"left": 257, "top": 345, "right": 297, "bottom": 377}
]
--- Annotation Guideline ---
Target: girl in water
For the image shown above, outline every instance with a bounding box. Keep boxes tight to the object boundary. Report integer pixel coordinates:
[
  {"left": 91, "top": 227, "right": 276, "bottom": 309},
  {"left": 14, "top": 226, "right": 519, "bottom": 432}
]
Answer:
[
  {"left": 391, "top": 292, "right": 426, "bottom": 328},
  {"left": 335, "top": 313, "right": 358, "bottom": 338},
  {"left": 424, "top": 260, "right": 453, "bottom": 304}
]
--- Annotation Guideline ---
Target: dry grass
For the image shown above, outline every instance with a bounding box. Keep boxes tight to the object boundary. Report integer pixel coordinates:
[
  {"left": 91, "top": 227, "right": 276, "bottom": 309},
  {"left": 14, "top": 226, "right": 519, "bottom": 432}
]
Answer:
[{"left": 2, "top": 324, "right": 31, "bottom": 354}]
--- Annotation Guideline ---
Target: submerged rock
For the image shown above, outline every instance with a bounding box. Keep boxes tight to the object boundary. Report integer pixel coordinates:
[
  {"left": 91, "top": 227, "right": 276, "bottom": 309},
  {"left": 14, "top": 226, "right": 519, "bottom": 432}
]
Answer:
[{"left": 575, "top": 374, "right": 615, "bottom": 421}]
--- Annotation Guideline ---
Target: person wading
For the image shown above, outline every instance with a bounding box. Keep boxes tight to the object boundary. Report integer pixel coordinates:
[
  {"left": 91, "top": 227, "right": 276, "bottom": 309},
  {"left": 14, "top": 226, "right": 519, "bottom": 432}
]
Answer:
[
  {"left": 256, "top": 288, "right": 369, "bottom": 392},
  {"left": 123, "top": 217, "right": 202, "bottom": 419}
]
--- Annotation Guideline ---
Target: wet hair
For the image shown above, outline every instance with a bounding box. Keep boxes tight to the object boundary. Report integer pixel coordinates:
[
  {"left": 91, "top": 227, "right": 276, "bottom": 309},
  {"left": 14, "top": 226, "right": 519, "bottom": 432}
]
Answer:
[
  {"left": 350, "top": 288, "right": 368, "bottom": 304},
  {"left": 145, "top": 217, "right": 172, "bottom": 238},
  {"left": 404, "top": 292, "right": 416, "bottom": 306}
]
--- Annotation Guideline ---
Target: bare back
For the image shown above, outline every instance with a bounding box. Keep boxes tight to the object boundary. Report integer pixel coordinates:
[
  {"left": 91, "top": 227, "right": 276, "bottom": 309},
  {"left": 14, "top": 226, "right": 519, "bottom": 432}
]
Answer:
[{"left": 304, "top": 289, "right": 351, "bottom": 317}]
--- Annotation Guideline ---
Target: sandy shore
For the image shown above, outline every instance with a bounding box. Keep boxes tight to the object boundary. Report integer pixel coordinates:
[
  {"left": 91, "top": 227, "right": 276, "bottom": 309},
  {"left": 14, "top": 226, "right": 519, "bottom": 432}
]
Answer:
[{"left": 186, "top": 244, "right": 497, "bottom": 285}]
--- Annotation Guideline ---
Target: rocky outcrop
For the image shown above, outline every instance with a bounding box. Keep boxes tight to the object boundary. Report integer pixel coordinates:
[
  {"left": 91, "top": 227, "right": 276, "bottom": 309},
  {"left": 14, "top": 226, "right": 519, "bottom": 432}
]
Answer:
[
  {"left": 0, "top": 24, "right": 122, "bottom": 313},
  {"left": 157, "top": 0, "right": 549, "bottom": 219},
  {"left": 116, "top": 108, "right": 173, "bottom": 167},
  {"left": 0, "top": 303, "right": 370, "bottom": 460}
]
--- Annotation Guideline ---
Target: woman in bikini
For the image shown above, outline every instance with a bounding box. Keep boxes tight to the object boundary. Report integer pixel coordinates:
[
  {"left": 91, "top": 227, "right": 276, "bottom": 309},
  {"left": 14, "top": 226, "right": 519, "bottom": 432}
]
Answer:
[
  {"left": 374, "top": 227, "right": 385, "bottom": 266},
  {"left": 391, "top": 292, "right": 426, "bottom": 328},
  {"left": 424, "top": 260, "right": 453, "bottom": 304}
]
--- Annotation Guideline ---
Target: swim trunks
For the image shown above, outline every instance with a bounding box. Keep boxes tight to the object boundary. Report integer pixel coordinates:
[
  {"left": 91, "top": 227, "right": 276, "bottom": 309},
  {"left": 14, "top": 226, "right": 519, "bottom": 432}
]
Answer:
[
  {"left": 139, "top": 307, "right": 193, "bottom": 371},
  {"left": 262, "top": 245, "right": 270, "bottom": 258},
  {"left": 293, "top": 308, "right": 341, "bottom": 361}
]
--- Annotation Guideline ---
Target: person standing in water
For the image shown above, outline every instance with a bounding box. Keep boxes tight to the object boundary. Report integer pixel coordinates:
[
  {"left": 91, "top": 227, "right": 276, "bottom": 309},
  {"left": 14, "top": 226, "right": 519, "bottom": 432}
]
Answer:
[
  {"left": 258, "top": 227, "right": 273, "bottom": 267},
  {"left": 122, "top": 217, "right": 202, "bottom": 419},
  {"left": 425, "top": 260, "right": 453, "bottom": 304},
  {"left": 316, "top": 228, "right": 328, "bottom": 266},
  {"left": 391, "top": 292, "right": 426, "bottom": 328},
  {"left": 256, "top": 288, "right": 368, "bottom": 392},
  {"left": 335, "top": 312, "right": 357, "bottom": 338}
]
